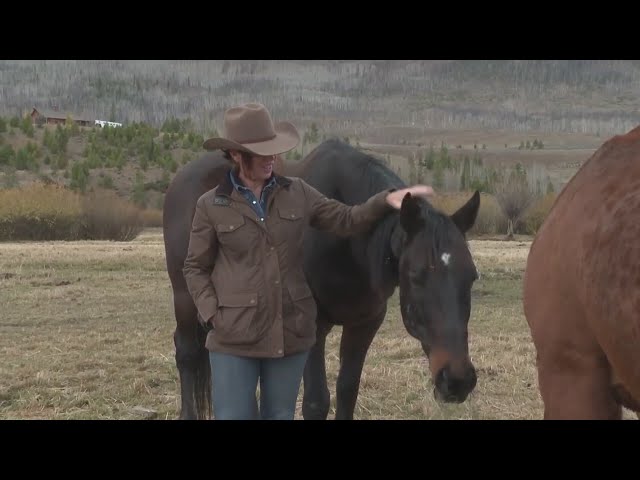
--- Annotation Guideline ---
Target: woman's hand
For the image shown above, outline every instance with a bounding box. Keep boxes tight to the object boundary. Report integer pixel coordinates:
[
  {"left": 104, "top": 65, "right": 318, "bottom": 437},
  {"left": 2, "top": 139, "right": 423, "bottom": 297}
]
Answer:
[{"left": 385, "top": 185, "right": 435, "bottom": 210}]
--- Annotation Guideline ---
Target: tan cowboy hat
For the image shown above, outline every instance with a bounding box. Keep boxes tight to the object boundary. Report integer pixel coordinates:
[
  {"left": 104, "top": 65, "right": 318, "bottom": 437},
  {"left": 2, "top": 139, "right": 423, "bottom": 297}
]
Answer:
[{"left": 203, "top": 102, "right": 300, "bottom": 156}]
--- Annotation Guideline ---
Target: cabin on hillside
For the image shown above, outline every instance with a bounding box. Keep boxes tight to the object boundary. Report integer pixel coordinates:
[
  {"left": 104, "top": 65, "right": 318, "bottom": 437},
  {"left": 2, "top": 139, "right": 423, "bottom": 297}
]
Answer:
[{"left": 30, "top": 106, "right": 93, "bottom": 127}]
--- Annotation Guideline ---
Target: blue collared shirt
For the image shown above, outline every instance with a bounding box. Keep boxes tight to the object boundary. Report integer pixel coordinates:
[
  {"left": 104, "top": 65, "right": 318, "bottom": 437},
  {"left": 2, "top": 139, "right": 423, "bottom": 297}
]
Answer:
[{"left": 229, "top": 169, "right": 278, "bottom": 222}]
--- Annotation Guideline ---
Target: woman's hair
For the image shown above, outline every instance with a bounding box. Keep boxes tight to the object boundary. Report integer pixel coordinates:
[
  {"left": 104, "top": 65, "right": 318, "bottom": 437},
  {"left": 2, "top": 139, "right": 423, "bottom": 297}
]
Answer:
[{"left": 222, "top": 149, "right": 253, "bottom": 171}]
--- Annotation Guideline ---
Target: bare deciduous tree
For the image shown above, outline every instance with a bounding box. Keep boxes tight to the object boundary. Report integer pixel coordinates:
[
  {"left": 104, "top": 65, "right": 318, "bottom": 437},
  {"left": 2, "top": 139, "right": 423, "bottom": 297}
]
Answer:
[{"left": 493, "top": 165, "right": 539, "bottom": 239}]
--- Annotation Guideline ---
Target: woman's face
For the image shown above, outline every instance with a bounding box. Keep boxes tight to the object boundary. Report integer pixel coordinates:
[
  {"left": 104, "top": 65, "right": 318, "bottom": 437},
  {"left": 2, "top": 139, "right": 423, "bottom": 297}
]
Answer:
[{"left": 231, "top": 150, "right": 275, "bottom": 183}]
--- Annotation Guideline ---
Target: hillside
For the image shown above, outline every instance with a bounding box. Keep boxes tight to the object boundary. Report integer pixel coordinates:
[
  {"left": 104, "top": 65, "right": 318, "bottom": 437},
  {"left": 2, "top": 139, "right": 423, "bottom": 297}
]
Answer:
[
  {"left": 0, "top": 118, "right": 210, "bottom": 209},
  {"left": 0, "top": 111, "right": 611, "bottom": 243},
  {"left": 1, "top": 60, "right": 639, "bottom": 139},
  {"left": 0, "top": 117, "right": 336, "bottom": 208},
  {"left": 0, "top": 112, "right": 600, "bottom": 209},
  {"left": 3, "top": 60, "right": 637, "bottom": 211}
]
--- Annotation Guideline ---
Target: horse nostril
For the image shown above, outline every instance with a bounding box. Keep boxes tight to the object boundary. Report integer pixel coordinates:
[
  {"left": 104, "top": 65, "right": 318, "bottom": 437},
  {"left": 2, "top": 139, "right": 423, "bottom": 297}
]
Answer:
[
  {"left": 436, "top": 366, "right": 450, "bottom": 391},
  {"left": 441, "top": 367, "right": 449, "bottom": 385}
]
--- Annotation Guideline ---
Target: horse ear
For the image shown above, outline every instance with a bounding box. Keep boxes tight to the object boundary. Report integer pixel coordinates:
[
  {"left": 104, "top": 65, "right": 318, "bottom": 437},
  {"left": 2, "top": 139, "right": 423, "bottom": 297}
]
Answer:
[
  {"left": 400, "top": 193, "right": 424, "bottom": 235},
  {"left": 451, "top": 190, "right": 480, "bottom": 234}
]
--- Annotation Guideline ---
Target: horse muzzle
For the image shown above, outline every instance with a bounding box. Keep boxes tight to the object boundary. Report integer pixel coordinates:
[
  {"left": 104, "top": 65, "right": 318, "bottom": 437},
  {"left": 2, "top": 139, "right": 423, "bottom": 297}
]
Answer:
[{"left": 433, "top": 362, "right": 477, "bottom": 403}]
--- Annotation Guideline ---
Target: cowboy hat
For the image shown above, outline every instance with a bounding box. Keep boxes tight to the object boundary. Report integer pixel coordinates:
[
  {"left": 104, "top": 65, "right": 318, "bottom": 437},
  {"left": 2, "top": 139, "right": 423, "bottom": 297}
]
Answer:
[{"left": 202, "top": 102, "right": 300, "bottom": 156}]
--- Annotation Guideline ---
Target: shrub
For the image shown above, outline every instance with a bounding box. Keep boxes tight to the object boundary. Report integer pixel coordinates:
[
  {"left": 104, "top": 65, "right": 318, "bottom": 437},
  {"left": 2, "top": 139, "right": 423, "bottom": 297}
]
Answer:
[
  {"left": 0, "top": 183, "right": 143, "bottom": 241},
  {"left": 0, "top": 182, "right": 82, "bottom": 240},
  {"left": 140, "top": 208, "right": 163, "bottom": 228},
  {"left": 80, "top": 189, "right": 144, "bottom": 241}
]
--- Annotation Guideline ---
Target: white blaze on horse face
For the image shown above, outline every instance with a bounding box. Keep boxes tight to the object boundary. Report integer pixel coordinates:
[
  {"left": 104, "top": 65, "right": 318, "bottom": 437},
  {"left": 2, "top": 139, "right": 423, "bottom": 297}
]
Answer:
[{"left": 441, "top": 252, "right": 451, "bottom": 266}]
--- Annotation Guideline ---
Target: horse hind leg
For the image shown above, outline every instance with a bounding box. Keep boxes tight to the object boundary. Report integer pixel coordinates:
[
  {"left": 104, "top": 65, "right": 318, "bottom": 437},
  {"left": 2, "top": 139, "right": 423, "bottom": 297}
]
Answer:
[
  {"left": 577, "top": 296, "right": 640, "bottom": 419},
  {"left": 302, "top": 315, "right": 333, "bottom": 420},
  {"left": 526, "top": 288, "right": 622, "bottom": 419},
  {"left": 536, "top": 347, "right": 621, "bottom": 420},
  {"left": 610, "top": 380, "right": 640, "bottom": 417},
  {"left": 334, "top": 312, "right": 385, "bottom": 420},
  {"left": 173, "top": 289, "right": 212, "bottom": 420},
  {"left": 598, "top": 328, "right": 640, "bottom": 419}
]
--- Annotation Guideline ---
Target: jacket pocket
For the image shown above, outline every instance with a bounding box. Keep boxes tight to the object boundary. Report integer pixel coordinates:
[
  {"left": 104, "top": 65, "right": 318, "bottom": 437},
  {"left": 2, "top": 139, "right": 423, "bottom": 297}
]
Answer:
[
  {"left": 214, "top": 215, "right": 250, "bottom": 247},
  {"left": 214, "top": 215, "right": 262, "bottom": 265},
  {"left": 275, "top": 207, "right": 305, "bottom": 248},
  {"left": 284, "top": 283, "right": 317, "bottom": 338},
  {"left": 214, "top": 291, "right": 263, "bottom": 346},
  {"left": 278, "top": 207, "right": 304, "bottom": 221}
]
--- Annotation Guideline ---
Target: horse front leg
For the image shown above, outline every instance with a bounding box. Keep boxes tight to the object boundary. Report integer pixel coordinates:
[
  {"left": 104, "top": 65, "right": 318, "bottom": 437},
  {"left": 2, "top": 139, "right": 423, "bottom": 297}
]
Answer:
[
  {"left": 335, "top": 313, "right": 385, "bottom": 420},
  {"left": 302, "top": 315, "right": 333, "bottom": 420}
]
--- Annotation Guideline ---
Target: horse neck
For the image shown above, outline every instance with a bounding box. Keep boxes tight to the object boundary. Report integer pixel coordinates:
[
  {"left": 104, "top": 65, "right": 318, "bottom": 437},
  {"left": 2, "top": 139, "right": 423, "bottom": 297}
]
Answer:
[
  {"left": 338, "top": 155, "right": 406, "bottom": 296},
  {"left": 278, "top": 158, "right": 306, "bottom": 178},
  {"left": 360, "top": 212, "right": 404, "bottom": 298}
]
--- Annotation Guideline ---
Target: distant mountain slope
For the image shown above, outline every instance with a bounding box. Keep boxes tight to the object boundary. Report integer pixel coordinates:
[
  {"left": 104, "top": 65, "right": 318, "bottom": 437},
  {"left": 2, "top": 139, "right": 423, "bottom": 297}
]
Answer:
[{"left": 1, "top": 60, "right": 639, "bottom": 137}]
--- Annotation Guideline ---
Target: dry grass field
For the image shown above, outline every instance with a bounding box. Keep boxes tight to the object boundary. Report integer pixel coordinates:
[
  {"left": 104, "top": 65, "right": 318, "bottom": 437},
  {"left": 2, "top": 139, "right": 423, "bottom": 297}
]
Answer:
[{"left": 0, "top": 228, "right": 636, "bottom": 420}]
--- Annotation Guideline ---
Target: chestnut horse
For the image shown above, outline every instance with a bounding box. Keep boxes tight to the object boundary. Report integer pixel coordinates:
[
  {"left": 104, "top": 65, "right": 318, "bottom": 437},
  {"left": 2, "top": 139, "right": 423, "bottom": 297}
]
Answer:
[
  {"left": 163, "top": 139, "right": 481, "bottom": 419},
  {"left": 523, "top": 125, "right": 640, "bottom": 419}
]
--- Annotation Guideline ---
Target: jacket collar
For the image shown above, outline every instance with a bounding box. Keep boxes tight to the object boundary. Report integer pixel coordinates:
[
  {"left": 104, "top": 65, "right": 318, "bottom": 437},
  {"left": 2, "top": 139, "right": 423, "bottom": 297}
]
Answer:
[{"left": 217, "top": 167, "right": 291, "bottom": 197}]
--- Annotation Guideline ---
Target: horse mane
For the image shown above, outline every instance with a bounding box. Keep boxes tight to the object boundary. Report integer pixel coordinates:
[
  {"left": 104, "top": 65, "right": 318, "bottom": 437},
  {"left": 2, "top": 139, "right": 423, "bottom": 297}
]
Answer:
[
  {"left": 331, "top": 141, "right": 407, "bottom": 203},
  {"left": 367, "top": 213, "right": 401, "bottom": 294},
  {"left": 326, "top": 142, "right": 453, "bottom": 294},
  {"left": 358, "top": 156, "right": 407, "bottom": 197},
  {"left": 321, "top": 141, "right": 407, "bottom": 294}
]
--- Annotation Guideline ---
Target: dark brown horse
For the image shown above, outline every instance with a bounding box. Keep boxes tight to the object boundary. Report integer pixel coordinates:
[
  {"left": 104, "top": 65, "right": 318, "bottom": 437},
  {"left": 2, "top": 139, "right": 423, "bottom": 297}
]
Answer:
[
  {"left": 523, "top": 126, "right": 640, "bottom": 419},
  {"left": 163, "top": 139, "right": 481, "bottom": 420}
]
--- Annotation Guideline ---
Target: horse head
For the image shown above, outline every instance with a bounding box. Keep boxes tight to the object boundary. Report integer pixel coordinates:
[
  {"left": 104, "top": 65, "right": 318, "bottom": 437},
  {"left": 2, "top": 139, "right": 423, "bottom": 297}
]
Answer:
[{"left": 391, "top": 190, "right": 481, "bottom": 403}]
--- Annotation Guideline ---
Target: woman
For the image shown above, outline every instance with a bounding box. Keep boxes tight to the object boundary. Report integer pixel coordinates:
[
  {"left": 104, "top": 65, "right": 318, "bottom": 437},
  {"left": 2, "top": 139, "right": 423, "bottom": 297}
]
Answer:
[{"left": 183, "top": 102, "right": 434, "bottom": 420}]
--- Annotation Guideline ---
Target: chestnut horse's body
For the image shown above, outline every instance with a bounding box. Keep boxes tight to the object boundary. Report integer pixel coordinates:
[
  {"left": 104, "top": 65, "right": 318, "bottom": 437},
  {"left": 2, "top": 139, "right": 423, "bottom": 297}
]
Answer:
[{"left": 523, "top": 126, "right": 640, "bottom": 419}]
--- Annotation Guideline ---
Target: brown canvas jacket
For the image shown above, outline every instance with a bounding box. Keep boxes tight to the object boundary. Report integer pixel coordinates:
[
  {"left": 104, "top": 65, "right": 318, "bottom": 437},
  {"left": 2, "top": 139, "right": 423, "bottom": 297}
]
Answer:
[{"left": 183, "top": 169, "right": 394, "bottom": 358}]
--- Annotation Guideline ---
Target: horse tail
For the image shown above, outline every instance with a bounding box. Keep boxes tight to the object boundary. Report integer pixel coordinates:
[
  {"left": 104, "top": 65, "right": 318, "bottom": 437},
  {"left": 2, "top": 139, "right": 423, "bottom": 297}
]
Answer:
[
  {"left": 170, "top": 278, "right": 213, "bottom": 420},
  {"left": 194, "top": 321, "right": 213, "bottom": 420}
]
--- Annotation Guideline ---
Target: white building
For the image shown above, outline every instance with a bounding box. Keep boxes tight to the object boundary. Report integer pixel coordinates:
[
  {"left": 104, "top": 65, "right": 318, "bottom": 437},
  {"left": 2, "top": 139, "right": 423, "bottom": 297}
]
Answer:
[{"left": 95, "top": 119, "right": 123, "bottom": 128}]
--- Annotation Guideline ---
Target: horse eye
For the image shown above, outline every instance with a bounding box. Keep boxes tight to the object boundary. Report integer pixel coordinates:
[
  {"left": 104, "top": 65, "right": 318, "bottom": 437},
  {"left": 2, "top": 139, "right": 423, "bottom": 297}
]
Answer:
[
  {"left": 408, "top": 268, "right": 426, "bottom": 280},
  {"left": 408, "top": 266, "right": 432, "bottom": 284}
]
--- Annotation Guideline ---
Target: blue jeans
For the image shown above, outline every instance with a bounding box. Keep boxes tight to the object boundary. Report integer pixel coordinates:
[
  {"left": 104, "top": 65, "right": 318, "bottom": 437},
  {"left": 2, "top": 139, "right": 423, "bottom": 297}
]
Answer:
[{"left": 209, "top": 350, "right": 309, "bottom": 420}]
